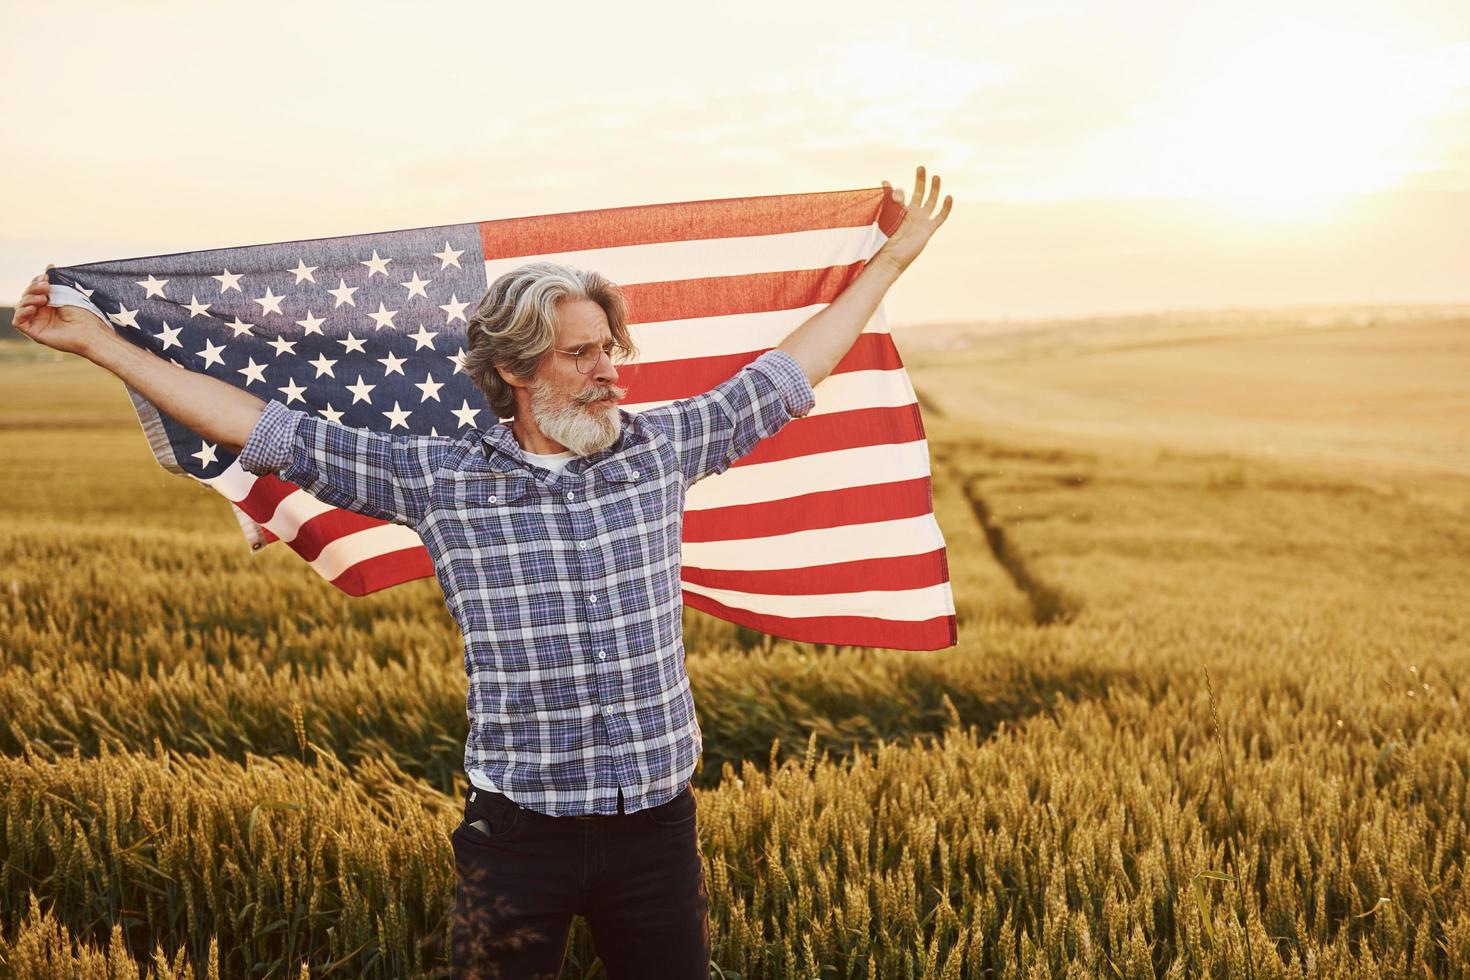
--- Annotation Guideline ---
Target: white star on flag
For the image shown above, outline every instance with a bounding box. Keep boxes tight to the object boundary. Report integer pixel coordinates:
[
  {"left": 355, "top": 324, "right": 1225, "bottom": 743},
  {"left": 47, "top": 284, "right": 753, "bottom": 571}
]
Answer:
[
  {"left": 109, "top": 304, "right": 140, "bottom": 329},
  {"left": 237, "top": 358, "right": 268, "bottom": 386},
  {"left": 277, "top": 378, "right": 308, "bottom": 404},
  {"left": 400, "top": 272, "right": 431, "bottom": 298},
  {"left": 440, "top": 295, "right": 469, "bottom": 323},
  {"left": 451, "top": 399, "right": 481, "bottom": 428},
  {"left": 308, "top": 353, "right": 337, "bottom": 378},
  {"left": 346, "top": 375, "right": 376, "bottom": 404},
  {"left": 329, "top": 279, "right": 359, "bottom": 308},
  {"left": 155, "top": 322, "right": 182, "bottom": 351},
  {"left": 407, "top": 325, "right": 439, "bottom": 350},
  {"left": 254, "top": 288, "right": 285, "bottom": 315},
  {"left": 196, "top": 339, "right": 227, "bottom": 369},
  {"left": 382, "top": 401, "right": 412, "bottom": 429},
  {"left": 361, "top": 251, "right": 391, "bottom": 278},
  {"left": 433, "top": 241, "right": 463, "bottom": 268},
  {"left": 296, "top": 311, "right": 327, "bottom": 335},
  {"left": 367, "top": 303, "right": 399, "bottom": 331}
]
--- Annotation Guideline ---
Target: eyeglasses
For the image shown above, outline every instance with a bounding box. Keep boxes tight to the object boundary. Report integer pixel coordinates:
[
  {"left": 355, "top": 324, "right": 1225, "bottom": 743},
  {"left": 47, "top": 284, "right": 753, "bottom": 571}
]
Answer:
[{"left": 552, "top": 341, "right": 629, "bottom": 375}]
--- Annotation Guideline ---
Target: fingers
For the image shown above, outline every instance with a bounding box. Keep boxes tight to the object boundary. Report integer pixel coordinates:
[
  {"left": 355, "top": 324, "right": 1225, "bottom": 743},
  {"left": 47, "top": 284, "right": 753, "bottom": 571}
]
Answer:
[
  {"left": 14, "top": 273, "right": 51, "bottom": 325},
  {"left": 21, "top": 278, "right": 50, "bottom": 304},
  {"left": 887, "top": 167, "right": 953, "bottom": 215},
  {"left": 923, "top": 173, "right": 942, "bottom": 215}
]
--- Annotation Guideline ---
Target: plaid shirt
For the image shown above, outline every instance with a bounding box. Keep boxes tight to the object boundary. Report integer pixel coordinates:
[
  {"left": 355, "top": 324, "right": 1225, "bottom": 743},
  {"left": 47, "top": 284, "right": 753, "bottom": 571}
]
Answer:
[{"left": 240, "top": 347, "right": 815, "bottom": 816}]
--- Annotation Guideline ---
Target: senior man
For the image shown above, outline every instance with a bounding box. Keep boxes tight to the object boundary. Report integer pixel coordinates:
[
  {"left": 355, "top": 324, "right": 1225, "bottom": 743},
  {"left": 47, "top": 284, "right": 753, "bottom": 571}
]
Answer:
[{"left": 12, "top": 167, "right": 952, "bottom": 979}]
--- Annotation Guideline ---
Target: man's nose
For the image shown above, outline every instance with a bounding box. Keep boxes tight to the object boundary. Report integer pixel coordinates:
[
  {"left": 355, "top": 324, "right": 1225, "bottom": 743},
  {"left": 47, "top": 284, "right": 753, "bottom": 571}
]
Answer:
[{"left": 594, "top": 353, "right": 618, "bottom": 385}]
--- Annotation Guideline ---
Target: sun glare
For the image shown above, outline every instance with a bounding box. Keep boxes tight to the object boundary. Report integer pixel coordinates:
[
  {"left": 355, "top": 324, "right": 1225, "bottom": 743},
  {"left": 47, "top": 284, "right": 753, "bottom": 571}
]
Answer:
[{"left": 1145, "top": 28, "right": 1445, "bottom": 222}]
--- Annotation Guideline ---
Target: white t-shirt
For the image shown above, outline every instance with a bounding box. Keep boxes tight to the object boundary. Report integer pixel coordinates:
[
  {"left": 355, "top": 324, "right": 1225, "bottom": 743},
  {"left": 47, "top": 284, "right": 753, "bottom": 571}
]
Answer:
[
  {"left": 521, "top": 448, "right": 575, "bottom": 476},
  {"left": 467, "top": 444, "right": 575, "bottom": 794}
]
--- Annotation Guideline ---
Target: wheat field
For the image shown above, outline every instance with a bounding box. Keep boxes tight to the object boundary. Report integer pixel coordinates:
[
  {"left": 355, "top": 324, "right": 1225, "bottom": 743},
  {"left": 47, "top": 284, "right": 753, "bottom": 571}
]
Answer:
[{"left": 2, "top": 316, "right": 1468, "bottom": 978}]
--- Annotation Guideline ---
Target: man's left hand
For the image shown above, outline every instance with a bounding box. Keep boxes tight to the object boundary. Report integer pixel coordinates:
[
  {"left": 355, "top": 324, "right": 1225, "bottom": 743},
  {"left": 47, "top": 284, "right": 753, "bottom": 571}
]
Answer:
[{"left": 877, "top": 164, "right": 954, "bottom": 273}]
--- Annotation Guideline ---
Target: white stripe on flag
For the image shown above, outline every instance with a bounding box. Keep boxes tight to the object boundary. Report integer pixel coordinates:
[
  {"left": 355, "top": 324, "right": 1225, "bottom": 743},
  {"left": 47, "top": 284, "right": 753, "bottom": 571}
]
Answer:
[
  {"left": 622, "top": 365, "right": 917, "bottom": 417},
  {"left": 681, "top": 514, "right": 945, "bottom": 571},
  {"left": 199, "top": 461, "right": 255, "bottom": 499},
  {"left": 681, "top": 580, "right": 956, "bottom": 621},
  {"left": 629, "top": 305, "right": 887, "bottom": 364},
  {"left": 684, "top": 440, "right": 931, "bottom": 512},
  {"left": 309, "top": 523, "right": 424, "bottom": 581},
  {"left": 263, "top": 491, "right": 339, "bottom": 542}
]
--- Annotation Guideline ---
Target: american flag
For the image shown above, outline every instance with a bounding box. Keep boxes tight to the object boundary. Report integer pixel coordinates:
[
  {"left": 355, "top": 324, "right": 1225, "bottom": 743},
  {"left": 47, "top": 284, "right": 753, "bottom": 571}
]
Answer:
[{"left": 46, "top": 187, "right": 957, "bottom": 651}]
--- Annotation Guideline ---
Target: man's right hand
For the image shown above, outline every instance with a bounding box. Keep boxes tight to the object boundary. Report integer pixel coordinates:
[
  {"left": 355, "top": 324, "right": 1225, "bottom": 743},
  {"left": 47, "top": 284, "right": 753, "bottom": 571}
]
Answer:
[{"left": 12, "top": 270, "right": 107, "bottom": 356}]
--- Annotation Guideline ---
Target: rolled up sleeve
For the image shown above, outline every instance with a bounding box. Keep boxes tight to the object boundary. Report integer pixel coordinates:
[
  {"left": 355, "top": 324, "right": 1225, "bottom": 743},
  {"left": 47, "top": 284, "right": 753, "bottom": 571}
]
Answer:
[
  {"left": 637, "top": 347, "right": 817, "bottom": 487},
  {"left": 234, "top": 399, "right": 451, "bottom": 527},
  {"left": 238, "top": 400, "right": 303, "bottom": 476},
  {"left": 747, "top": 348, "right": 816, "bottom": 419}
]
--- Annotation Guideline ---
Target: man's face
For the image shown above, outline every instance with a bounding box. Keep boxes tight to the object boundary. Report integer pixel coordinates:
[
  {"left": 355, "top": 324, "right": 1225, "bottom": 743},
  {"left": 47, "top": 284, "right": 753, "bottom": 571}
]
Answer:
[{"left": 527, "top": 299, "right": 627, "bottom": 456}]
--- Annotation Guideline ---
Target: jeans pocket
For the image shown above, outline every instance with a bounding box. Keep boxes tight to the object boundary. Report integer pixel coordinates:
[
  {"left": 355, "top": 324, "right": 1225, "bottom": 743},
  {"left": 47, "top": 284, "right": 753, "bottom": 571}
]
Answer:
[
  {"left": 459, "top": 791, "right": 523, "bottom": 843},
  {"left": 644, "top": 782, "right": 696, "bottom": 829}
]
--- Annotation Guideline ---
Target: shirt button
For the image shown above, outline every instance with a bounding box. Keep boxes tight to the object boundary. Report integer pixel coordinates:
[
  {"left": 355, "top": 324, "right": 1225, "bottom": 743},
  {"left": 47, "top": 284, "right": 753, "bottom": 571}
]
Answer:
[
  {"left": 578, "top": 541, "right": 587, "bottom": 550},
  {"left": 566, "top": 490, "right": 575, "bottom": 500},
  {"left": 597, "top": 650, "right": 606, "bottom": 660},
  {"left": 632, "top": 471, "right": 639, "bottom": 478},
  {"left": 588, "top": 595, "right": 598, "bottom": 604},
  {"left": 488, "top": 495, "right": 497, "bottom": 503}
]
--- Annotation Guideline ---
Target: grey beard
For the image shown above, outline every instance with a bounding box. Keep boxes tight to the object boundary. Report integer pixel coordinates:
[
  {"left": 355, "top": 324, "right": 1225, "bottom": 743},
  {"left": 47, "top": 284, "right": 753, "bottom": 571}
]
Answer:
[{"left": 528, "top": 379, "right": 624, "bottom": 457}]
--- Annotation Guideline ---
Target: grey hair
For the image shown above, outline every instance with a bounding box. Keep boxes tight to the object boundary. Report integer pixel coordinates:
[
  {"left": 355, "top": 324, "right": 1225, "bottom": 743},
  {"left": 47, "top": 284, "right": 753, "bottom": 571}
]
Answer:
[{"left": 462, "top": 261, "right": 637, "bottom": 420}]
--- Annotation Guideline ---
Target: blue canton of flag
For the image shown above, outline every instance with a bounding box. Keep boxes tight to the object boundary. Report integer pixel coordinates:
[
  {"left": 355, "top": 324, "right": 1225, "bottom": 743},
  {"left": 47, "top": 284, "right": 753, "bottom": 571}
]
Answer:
[{"left": 49, "top": 224, "right": 489, "bottom": 479}]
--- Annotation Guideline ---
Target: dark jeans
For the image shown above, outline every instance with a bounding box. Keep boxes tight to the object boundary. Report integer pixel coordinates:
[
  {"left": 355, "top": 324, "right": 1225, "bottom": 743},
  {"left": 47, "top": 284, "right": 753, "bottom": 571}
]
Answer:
[{"left": 449, "top": 779, "right": 711, "bottom": 980}]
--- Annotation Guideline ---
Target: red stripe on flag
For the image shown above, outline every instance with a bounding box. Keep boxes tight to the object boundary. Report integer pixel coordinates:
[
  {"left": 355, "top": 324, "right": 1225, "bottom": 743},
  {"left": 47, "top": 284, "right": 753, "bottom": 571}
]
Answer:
[
  {"left": 478, "top": 189, "right": 905, "bottom": 260},
  {"left": 682, "top": 548, "right": 949, "bottom": 595},
  {"left": 235, "top": 473, "right": 296, "bottom": 522},
  {"left": 230, "top": 475, "right": 399, "bottom": 564},
  {"left": 734, "top": 403, "right": 926, "bottom": 468},
  {"left": 283, "top": 508, "right": 396, "bottom": 563},
  {"left": 619, "top": 331, "right": 901, "bottom": 403},
  {"left": 619, "top": 263, "right": 866, "bottom": 326},
  {"left": 682, "top": 590, "right": 956, "bottom": 651},
  {"left": 683, "top": 478, "right": 935, "bottom": 543},
  {"left": 328, "top": 546, "right": 436, "bottom": 597}
]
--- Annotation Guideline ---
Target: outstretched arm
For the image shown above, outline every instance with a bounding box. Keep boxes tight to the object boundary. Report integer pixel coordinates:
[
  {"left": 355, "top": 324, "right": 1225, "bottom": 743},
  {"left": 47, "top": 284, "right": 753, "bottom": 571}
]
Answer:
[
  {"left": 777, "top": 164, "right": 954, "bottom": 389},
  {"left": 13, "top": 272, "right": 266, "bottom": 452}
]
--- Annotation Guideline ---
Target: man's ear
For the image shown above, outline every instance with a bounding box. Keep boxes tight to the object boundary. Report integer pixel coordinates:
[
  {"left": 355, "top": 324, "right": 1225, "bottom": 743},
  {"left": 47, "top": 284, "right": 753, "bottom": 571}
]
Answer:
[{"left": 495, "top": 362, "right": 529, "bottom": 390}]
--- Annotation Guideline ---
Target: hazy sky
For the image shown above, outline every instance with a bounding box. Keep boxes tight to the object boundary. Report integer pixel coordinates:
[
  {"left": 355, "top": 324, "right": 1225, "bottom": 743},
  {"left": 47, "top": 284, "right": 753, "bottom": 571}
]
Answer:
[{"left": 2, "top": 0, "right": 1466, "bottom": 324}]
